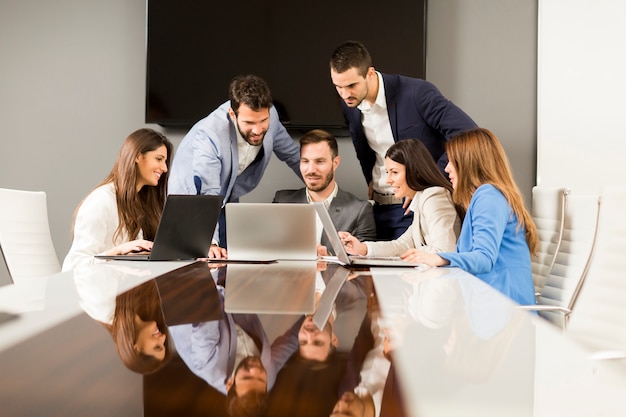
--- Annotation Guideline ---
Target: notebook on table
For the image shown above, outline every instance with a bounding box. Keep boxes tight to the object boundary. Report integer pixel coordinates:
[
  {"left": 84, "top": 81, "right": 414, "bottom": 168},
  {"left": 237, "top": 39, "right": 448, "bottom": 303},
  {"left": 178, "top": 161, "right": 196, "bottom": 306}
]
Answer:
[
  {"left": 95, "top": 194, "right": 223, "bottom": 261},
  {"left": 313, "top": 202, "right": 428, "bottom": 269},
  {"left": 215, "top": 203, "right": 318, "bottom": 262}
]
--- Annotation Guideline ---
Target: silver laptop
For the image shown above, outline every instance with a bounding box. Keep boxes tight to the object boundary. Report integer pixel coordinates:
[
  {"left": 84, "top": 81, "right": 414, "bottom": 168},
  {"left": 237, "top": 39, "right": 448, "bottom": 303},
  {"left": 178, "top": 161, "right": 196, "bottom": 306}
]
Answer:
[
  {"left": 224, "top": 260, "right": 317, "bottom": 314},
  {"left": 223, "top": 203, "right": 318, "bottom": 262},
  {"left": 313, "top": 202, "right": 428, "bottom": 268},
  {"left": 95, "top": 194, "right": 223, "bottom": 261}
]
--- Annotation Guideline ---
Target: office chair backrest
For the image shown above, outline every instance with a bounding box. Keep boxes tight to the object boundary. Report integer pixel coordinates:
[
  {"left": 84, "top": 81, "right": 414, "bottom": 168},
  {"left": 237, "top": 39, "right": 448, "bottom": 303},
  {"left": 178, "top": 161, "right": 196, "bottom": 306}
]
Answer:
[
  {"left": 537, "top": 193, "right": 600, "bottom": 328},
  {"left": 566, "top": 186, "right": 626, "bottom": 353},
  {"left": 0, "top": 187, "right": 61, "bottom": 284},
  {"left": 530, "top": 186, "right": 568, "bottom": 295}
]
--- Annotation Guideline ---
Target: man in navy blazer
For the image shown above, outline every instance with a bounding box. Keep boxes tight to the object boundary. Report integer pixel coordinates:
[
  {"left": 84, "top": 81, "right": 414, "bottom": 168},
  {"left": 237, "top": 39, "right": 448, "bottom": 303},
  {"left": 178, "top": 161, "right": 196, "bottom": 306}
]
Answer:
[
  {"left": 273, "top": 129, "right": 376, "bottom": 256},
  {"left": 168, "top": 74, "right": 302, "bottom": 257},
  {"left": 329, "top": 41, "right": 477, "bottom": 240}
]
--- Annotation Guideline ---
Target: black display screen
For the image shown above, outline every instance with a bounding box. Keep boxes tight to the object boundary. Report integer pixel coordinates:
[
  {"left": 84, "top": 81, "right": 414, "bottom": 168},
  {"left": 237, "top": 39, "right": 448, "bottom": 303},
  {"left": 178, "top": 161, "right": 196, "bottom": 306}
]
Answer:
[{"left": 146, "top": 1, "right": 426, "bottom": 133}]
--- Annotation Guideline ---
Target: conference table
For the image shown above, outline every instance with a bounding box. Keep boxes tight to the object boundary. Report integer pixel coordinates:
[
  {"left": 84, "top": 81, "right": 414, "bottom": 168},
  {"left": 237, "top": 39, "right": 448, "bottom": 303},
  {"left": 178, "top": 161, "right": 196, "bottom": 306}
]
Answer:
[{"left": 0, "top": 259, "right": 625, "bottom": 417}]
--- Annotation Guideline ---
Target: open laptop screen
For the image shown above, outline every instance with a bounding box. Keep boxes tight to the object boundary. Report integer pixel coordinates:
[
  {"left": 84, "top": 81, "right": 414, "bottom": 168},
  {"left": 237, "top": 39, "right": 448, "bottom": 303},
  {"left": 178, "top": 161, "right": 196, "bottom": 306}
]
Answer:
[
  {"left": 225, "top": 203, "right": 317, "bottom": 261},
  {"left": 96, "top": 194, "right": 223, "bottom": 261}
]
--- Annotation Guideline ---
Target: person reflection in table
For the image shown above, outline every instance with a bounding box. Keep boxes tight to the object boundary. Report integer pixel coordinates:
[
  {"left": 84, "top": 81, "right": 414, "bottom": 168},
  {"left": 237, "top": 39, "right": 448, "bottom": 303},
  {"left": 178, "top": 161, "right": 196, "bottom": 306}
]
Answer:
[
  {"left": 441, "top": 278, "right": 523, "bottom": 383},
  {"left": 298, "top": 313, "right": 339, "bottom": 362},
  {"left": 330, "top": 390, "right": 375, "bottom": 417},
  {"left": 265, "top": 265, "right": 380, "bottom": 417},
  {"left": 331, "top": 281, "right": 390, "bottom": 417},
  {"left": 298, "top": 263, "right": 370, "bottom": 364},
  {"left": 224, "top": 355, "right": 269, "bottom": 417},
  {"left": 74, "top": 268, "right": 174, "bottom": 374},
  {"left": 107, "top": 280, "right": 173, "bottom": 373},
  {"left": 169, "top": 280, "right": 303, "bottom": 417}
]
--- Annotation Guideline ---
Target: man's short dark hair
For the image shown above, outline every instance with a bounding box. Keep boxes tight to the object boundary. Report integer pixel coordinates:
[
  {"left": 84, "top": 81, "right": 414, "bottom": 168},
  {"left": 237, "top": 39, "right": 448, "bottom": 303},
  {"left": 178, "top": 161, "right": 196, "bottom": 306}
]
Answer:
[
  {"left": 227, "top": 382, "right": 268, "bottom": 417},
  {"left": 229, "top": 74, "right": 273, "bottom": 115},
  {"left": 329, "top": 40, "right": 372, "bottom": 77},
  {"left": 299, "top": 129, "right": 339, "bottom": 159}
]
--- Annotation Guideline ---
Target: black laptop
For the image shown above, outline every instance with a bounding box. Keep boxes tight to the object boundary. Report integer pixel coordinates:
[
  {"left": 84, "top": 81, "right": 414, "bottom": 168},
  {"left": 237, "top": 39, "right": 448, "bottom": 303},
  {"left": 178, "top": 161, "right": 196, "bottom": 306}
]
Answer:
[{"left": 96, "top": 194, "right": 223, "bottom": 261}]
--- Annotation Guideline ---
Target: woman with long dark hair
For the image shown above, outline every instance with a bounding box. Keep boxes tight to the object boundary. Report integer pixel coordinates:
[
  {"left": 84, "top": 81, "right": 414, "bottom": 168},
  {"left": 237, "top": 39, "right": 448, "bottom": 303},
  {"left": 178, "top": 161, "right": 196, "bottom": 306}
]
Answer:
[
  {"left": 63, "top": 128, "right": 173, "bottom": 270},
  {"left": 73, "top": 265, "right": 174, "bottom": 374},
  {"left": 105, "top": 279, "right": 173, "bottom": 374},
  {"left": 341, "top": 139, "right": 461, "bottom": 262}
]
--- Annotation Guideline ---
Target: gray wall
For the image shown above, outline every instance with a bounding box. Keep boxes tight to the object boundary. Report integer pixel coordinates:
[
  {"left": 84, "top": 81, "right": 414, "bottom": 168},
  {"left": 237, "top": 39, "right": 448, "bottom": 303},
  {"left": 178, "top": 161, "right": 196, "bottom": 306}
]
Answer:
[
  {"left": 0, "top": 0, "right": 537, "bottom": 285},
  {"left": 427, "top": 0, "right": 537, "bottom": 200}
]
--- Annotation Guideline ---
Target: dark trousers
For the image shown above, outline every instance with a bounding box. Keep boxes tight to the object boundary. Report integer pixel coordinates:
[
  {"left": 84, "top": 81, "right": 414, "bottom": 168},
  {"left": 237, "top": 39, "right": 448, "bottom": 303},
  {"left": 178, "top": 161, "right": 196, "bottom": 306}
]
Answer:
[
  {"left": 373, "top": 203, "right": 413, "bottom": 241},
  {"left": 218, "top": 207, "right": 227, "bottom": 248}
]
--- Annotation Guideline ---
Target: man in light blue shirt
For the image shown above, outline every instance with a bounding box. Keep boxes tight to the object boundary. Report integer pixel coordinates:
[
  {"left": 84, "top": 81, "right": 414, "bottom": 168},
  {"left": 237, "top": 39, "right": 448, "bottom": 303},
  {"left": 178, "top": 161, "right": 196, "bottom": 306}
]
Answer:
[{"left": 168, "top": 74, "right": 302, "bottom": 257}]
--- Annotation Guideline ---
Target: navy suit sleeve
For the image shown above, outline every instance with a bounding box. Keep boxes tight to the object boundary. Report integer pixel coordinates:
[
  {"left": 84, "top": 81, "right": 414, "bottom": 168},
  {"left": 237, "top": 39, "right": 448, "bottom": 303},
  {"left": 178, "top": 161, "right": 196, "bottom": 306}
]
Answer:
[{"left": 410, "top": 80, "right": 476, "bottom": 139}]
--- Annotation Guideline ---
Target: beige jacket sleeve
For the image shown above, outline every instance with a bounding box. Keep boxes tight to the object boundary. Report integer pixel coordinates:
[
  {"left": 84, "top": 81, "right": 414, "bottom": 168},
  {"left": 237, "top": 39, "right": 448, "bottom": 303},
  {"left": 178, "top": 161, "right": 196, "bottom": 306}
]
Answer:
[{"left": 367, "top": 187, "right": 460, "bottom": 256}]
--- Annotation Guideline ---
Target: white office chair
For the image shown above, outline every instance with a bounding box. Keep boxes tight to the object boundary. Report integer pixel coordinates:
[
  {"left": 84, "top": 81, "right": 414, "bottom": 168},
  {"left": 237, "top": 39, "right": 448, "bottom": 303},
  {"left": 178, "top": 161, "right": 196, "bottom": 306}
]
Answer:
[
  {"left": 519, "top": 193, "right": 600, "bottom": 328},
  {"left": 566, "top": 186, "right": 626, "bottom": 360},
  {"left": 0, "top": 187, "right": 61, "bottom": 285},
  {"left": 530, "top": 186, "right": 568, "bottom": 295}
]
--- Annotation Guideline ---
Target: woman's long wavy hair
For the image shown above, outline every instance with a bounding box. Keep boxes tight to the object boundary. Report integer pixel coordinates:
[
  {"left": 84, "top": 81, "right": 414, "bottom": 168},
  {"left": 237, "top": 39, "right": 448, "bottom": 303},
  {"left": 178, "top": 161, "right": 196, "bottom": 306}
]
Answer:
[
  {"left": 103, "top": 279, "right": 173, "bottom": 374},
  {"left": 73, "top": 128, "right": 173, "bottom": 243},
  {"left": 445, "top": 128, "right": 538, "bottom": 255}
]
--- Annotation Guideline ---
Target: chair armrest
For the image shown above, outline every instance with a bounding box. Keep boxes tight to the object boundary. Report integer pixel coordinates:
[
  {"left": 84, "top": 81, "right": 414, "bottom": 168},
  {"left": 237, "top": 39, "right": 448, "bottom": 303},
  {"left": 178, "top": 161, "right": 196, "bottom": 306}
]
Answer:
[
  {"left": 588, "top": 350, "right": 626, "bottom": 361},
  {"left": 517, "top": 305, "right": 571, "bottom": 314}
]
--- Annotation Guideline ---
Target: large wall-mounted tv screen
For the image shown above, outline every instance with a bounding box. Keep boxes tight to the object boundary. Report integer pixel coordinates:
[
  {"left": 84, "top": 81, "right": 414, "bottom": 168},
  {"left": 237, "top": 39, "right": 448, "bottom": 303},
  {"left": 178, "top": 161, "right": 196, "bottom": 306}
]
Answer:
[{"left": 146, "top": 1, "right": 427, "bottom": 133}]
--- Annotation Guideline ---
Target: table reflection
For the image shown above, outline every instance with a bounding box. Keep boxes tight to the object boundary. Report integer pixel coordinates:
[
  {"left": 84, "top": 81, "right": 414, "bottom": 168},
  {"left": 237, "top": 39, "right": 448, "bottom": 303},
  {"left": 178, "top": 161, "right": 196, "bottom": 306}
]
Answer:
[
  {"left": 372, "top": 267, "right": 532, "bottom": 417},
  {"left": 5, "top": 258, "right": 626, "bottom": 417},
  {"left": 71, "top": 260, "right": 376, "bottom": 416},
  {"left": 266, "top": 264, "right": 378, "bottom": 417},
  {"left": 379, "top": 267, "right": 521, "bottom": 382},
  {"left": 168, "top": 269, "right": 303, "bottom": 416},
  {"left": 74, "top": 262, "right": 526, "bottom": 417},
  {"left": 73, "top": 264, "right": 174, "bottom": 374}
]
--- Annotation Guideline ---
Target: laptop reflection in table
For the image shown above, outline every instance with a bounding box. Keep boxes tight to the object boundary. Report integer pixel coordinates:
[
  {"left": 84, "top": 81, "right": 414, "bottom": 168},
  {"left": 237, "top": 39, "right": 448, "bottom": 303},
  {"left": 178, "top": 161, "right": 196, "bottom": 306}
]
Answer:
[{"left": 224, "top": 261, "right": 318, "bottom": 315}]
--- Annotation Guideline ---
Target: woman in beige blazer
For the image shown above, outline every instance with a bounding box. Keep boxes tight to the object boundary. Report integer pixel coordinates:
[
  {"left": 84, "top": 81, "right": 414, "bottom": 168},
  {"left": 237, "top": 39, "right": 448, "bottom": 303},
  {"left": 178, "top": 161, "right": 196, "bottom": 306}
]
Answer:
[{"left": 341, "top": 139, "right": 461, "bottom": 261}]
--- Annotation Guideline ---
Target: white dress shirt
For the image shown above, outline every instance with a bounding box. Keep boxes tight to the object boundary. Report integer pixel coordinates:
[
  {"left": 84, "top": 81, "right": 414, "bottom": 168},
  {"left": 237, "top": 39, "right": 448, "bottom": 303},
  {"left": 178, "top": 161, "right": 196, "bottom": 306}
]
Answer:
[
  {"left": 236, "top": 129, "right": 262, "bottom": 175},
  {"left": 358, "top": 72, "right": 395, "bottom": 194},
  {"left": 231, "top": 323, "right": 262, "bottom": 379},
  {"left": 354, "top": 310, "right": 391, "bottom": 417}
]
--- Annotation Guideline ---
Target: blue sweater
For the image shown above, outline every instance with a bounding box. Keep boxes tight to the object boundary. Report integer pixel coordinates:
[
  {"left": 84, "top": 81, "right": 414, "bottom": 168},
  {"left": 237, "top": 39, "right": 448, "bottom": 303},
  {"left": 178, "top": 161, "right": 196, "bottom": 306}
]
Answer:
[{"left": 439, "top": 184, "right": 536, "bottom": 305}]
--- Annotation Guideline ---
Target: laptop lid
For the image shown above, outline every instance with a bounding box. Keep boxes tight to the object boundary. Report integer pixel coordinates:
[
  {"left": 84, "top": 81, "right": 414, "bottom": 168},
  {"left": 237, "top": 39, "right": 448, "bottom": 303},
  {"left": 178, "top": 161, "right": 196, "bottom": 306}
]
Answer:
[
  {"left": 313, "top": 202, "right": 427, "bottom": 268},
  {"left": 225, "top": 203, "right": 317, "bottom": 261},
  {"left": 96, "top": 194, "right": 223, "bottom": 261},
  {"left": 224, "top": 260, "right": 317, "bottom": 314}
]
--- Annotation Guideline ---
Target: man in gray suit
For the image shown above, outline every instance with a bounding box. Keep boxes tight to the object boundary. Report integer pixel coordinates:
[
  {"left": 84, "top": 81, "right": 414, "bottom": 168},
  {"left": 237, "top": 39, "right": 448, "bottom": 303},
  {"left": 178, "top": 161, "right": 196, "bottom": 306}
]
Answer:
[{"left": 273, "top": 129, "right": 376, "bottom": 255}]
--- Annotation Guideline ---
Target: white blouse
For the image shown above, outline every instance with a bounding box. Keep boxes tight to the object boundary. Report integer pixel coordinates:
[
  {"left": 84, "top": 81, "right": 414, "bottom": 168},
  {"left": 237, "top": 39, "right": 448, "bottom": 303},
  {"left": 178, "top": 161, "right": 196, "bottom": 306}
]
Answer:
[{"left": 62, "top": 183, "right": 142, "bottom": 271}]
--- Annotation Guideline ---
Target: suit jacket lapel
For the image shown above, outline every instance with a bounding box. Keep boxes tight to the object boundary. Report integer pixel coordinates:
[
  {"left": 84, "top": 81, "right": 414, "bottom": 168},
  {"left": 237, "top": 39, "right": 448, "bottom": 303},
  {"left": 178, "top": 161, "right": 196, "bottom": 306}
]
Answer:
[{"left": 382, "top": 73, "right": 399, "bottom": 142}]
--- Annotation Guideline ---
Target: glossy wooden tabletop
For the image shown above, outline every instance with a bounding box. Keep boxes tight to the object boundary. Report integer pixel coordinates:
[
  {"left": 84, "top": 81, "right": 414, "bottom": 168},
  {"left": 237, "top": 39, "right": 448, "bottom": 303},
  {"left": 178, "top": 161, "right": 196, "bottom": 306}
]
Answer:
[{"left": 1, "top": 260, "right": 626, "bottom": 417}]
